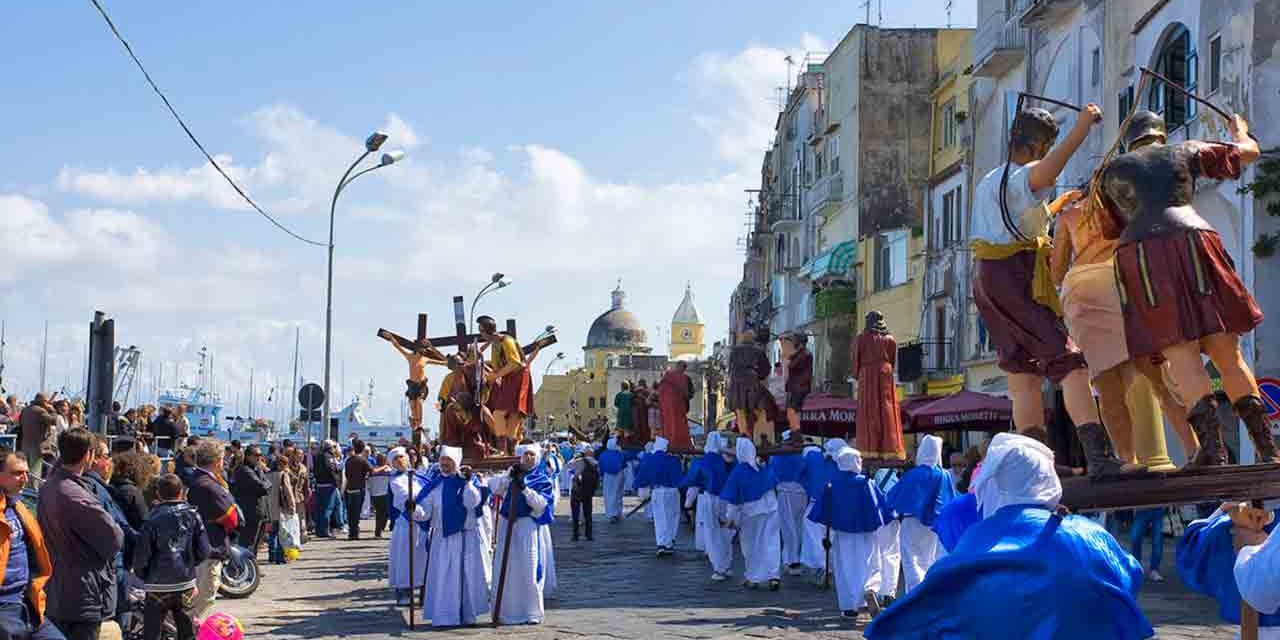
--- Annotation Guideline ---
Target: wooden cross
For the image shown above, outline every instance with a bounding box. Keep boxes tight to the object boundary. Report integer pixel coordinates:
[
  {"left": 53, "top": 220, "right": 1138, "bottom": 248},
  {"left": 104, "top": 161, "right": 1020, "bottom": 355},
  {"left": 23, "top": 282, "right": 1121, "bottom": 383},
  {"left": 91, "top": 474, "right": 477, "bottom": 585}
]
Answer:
[{"left": 376, "top": 313, "right": 448, "bottom": 363}]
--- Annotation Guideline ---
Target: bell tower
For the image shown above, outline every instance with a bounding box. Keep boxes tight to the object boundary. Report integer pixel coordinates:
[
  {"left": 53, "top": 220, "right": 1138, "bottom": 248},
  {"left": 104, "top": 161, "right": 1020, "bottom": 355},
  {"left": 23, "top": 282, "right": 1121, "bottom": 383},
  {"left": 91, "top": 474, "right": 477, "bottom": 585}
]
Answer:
[{"left": 669, "top": 283, "right": 705, "bottom": 359}]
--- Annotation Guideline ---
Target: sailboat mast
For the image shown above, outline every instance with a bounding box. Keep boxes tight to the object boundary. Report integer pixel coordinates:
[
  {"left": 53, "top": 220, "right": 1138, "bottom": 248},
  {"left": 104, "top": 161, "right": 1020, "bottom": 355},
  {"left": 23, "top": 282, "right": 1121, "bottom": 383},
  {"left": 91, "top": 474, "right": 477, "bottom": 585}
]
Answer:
[
  {"left": 290, "top": 327, "right": 299, "bottom": 433},
  {"left": 39, "top": 320, "right": 48, "bottom": 393}
]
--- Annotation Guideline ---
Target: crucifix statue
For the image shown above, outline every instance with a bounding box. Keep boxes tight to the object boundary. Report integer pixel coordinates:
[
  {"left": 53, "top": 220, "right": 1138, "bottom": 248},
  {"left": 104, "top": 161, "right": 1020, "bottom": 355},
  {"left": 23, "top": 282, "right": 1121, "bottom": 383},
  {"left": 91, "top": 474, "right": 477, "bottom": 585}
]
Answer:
[{"left": 377, "top": 313, "right": 447, "bottom": 435}]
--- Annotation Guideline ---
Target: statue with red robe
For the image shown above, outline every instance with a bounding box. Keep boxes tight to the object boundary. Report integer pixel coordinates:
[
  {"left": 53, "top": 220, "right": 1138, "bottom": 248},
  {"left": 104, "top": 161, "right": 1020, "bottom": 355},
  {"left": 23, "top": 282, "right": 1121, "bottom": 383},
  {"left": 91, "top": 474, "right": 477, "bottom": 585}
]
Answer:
[
  {"left": 657, "top": 362, "right": 694, "bottom": 449},
  {"left": 851, "top": 311, "right": 905, "bottom": 460}
]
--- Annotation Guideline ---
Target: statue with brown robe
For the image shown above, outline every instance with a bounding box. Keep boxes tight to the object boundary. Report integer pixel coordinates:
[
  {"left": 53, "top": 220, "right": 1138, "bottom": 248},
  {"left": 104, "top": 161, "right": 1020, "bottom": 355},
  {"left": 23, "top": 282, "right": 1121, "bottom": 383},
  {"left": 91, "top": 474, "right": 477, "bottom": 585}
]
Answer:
[
  {"left": 728, "top": 328, "right": 772, "bottom": 445},
  {"left": 631, "top": 379, "right": 653, "bottom": 444},
  {"left": 656, "top": 362, "right": 693, "bottom": 449},
  {"left": 851, "top": 311, "right": 905, "bottom": 460}
]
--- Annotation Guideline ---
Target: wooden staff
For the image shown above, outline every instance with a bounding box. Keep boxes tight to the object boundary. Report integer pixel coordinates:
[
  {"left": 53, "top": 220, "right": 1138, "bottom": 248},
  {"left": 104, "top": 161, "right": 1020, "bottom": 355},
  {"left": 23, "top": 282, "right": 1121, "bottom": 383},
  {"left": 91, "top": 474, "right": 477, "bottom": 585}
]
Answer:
[
  {"left": 822, "top": 482, "right": 833, "bottom": 591},
  {"left": 491, "top": 468, "right": 522, "bottom": 626},
  {"left": 1139, "top": 66, "right": 1259, "bottom": 143}
]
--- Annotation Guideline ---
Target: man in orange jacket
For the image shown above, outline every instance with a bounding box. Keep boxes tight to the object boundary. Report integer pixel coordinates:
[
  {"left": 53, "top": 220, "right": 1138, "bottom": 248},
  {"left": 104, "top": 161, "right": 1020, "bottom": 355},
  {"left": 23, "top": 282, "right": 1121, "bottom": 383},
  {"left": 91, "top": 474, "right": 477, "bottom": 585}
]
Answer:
[{"left": 0, "top": 445, "right": 63, "bottom": 640}]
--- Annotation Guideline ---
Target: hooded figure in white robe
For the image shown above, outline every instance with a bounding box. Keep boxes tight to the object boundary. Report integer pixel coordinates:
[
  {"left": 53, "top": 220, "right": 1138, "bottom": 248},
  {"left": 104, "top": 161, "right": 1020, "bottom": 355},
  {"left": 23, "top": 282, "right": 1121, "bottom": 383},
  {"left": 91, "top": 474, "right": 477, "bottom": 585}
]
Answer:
[
  {"left": 681, "top": 432, "right": 735, "bottom": 579},
  {"left": 1236, "top": 526, "right": 1280, "bottom": 632},
  {"left": 641, "top": 441, "right": 656, "bottom": 521},
  {"left": 770, "top": 430, "right": 810, "bottom": 574},
  {"left": 720, "top": 437, "right": 782, "bottom": 589},
  {"left": 422, "top": 446, "right": 491, "bottom": 626},
  {"left": 534, "top": 445, "right": 560, "bottom": 599},
  {"left": 634, "top": 436, "right": 684, "bottom": 554},
  {"left": 598, "top": 438, "right": 626, "bottom": 521},
  {"left": 865, "top": 467, "right": 902, "bottom": 603},
  {"left": 887, "top": 434, "right": 957, "bottom": 592},
  {"left": 387, "top": 447, "right": 429, "bottom": 601},
  {"left": 807, "top": 447, "right": 889, "bottom": 617},
  {"left": 488, "top": 443, "right": 554, "bottom": 625}
]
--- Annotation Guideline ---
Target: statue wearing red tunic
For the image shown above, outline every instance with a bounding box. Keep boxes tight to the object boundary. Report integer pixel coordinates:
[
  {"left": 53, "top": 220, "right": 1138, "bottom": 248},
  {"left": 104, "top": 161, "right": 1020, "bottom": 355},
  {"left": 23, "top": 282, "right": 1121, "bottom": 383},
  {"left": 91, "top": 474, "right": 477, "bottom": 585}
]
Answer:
[
  {"left": 657, "top": 363, "right": 693, "bottom": 449},
  {"left": 438, "top": 358, "right": 489, "bottom": 460},
  {"left": 852, "top": 312, "right": 905, "bottom": 460}
]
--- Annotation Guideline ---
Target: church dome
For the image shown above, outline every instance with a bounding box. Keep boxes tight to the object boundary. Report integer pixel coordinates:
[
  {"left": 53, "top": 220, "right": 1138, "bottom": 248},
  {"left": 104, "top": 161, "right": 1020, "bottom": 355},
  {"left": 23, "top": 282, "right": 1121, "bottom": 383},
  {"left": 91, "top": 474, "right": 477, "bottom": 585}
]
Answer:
[{"left": 586, "top": 285, "right": 648, "bottom": 349}]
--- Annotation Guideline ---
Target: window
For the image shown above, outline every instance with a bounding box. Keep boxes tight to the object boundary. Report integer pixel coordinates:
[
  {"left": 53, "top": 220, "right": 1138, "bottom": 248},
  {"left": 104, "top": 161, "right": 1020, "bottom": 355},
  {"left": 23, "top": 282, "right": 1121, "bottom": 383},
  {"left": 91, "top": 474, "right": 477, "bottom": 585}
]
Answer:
[
  {"left": 588, "top": 397, "right": 595, "bottom": 409},
  {"left": 941, "top": 98, "right": 957, "bottom": 148},
  {"left": 1148, "top": 23, "right": 1196, "bottom": 130},
  {"left": 1091, "top": 48, "right": 1101, "bottom": 87},
  {"left": 772, "top": 274, "right": 787, "bottom": 307},
  {"left": 600, "top": 396, "right": 606, "bottom": 408},
  {"left": 1209, "top": 34, "right": 1222, "bottom": 93},
  {"left": 1118, "top": 85, "right": 1134, "bottom": 124},
  {"left": 939, "top": 185, "right": 962, "bottom": 248},
  {"left": 815, "top": 149, "right": 825, "bottom": 179},
  {"left": 829, "top": 134, "right": 840, "bottom": 174},
  {"left": 875, "top": 229, "right": 908, "bottom": 290},
  {"left": 934, "top": 305, "right": 948, "bottom": 370}
]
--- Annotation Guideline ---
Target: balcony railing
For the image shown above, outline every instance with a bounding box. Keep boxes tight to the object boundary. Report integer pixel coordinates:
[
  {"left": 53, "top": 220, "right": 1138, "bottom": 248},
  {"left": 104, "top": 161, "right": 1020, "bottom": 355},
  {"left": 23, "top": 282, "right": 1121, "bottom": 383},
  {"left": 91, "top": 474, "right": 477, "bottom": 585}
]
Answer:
[
  {"left": 804, "top": 172, "right": 843, "bottom": 216},
  {"left": 973, "top": 4, "right": 1029, "bottom": 77}
]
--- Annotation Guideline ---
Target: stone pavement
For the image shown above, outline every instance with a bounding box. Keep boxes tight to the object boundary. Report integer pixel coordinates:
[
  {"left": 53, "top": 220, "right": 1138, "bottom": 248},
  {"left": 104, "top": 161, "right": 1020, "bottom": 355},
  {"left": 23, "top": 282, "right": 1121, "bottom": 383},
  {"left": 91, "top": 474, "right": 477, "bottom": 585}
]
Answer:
[{"left": 216, "top": 495, "right": 1239, "bottom": 639}]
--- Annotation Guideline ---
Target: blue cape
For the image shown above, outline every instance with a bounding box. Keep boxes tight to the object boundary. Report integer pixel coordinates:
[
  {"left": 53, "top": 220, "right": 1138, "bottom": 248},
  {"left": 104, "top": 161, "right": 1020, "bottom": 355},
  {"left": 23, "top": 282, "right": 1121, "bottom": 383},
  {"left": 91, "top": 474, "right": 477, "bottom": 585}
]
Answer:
[
  {"left": 435, "top": 475, "right": 471, "bottom": 537},
  {"left": 806, "top": 472, "right": 889, "bottom": 534},
  {"left": 497, "top": 465, "right": 555, "bottom": 526},
  {"left": 768, "top": 452, "right": 806, "bottom": 484},
  {"left": 681, "top": 453, "right": 732, "bottom": 495},
  {"left": 598, "top": 449, "right": 625, "bottom": 475},
  {"left": 623, "top": 448, "right": 642, "bottom": 463},
  {"left": 1176, "top": 508, "right": 1280, "bottom": 627},
  {"left": 800, "top": 450, "right": 836, "bottom": 500},
  {"left": 865, "top": 505, "right": 1153, "bottom": 640},
  {"left": 719, "top": 463, "right": 777, "bottom": 506},
  {"left": 886, "top": 465, "right": 957, "bottom": 525},
  {"left": 932, "top": 492, "right": 981, "bottom": 553},
  {"left": 633, "top": 451, "right": 684, "bottom": 489},
  {"left": 388, "top": 469, "right": 438, "bottom": 534}
]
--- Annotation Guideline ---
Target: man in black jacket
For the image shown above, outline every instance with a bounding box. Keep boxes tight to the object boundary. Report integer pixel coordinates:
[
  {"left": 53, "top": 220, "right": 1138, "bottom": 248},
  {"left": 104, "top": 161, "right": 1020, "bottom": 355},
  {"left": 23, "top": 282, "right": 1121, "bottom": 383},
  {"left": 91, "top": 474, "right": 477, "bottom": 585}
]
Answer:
[
  {"left": 84, "top": 436, "right": 137, "bottom": 632},
  {"left": 231, "top": 446, "right": 271, "bottom": 554},
  {"left": 36, "top": 428, "right": 125, "bottom": 640},
  {"left": 312, "top": 441, "right": 342, "bottom": 538}
]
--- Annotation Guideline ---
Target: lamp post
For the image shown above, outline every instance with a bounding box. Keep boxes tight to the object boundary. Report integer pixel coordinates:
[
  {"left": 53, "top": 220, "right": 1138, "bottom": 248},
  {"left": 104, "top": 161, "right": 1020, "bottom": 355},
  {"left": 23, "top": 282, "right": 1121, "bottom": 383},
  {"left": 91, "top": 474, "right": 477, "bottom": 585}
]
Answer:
[
  {"left": 323, "top": 131, "right": 405, "bottom": 433},
  {"left": 469, "top": 272, "right": 510, "bottom": 330},
  {"left": 543, "top": 352, "right": 566, "bottom": 377}
]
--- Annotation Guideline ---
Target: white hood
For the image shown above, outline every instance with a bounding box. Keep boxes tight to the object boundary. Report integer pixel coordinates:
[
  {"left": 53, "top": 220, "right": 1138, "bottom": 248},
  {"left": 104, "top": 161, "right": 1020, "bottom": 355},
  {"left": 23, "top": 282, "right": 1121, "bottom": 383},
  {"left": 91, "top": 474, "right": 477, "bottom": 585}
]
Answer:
[{"left": 971, "top": 433, "right": 1062, "bottom": 519}]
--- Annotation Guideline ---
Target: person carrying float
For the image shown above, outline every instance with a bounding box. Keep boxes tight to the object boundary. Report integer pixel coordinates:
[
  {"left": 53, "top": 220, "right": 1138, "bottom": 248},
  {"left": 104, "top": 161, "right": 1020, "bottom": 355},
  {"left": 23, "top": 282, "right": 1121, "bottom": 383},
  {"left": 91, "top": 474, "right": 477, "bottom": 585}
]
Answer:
[
  {"left": 633, "top": 436, "right": 684, "bottom": 557},
  {"left": 598, "top": 437, "right": 626, "bottom": 523},
  {"left": 487, "top": 443, "right": 555, "bottom": 625},
  {"left": 421, "top": 446, "right": 490, "bottom": 627},
  {"left": 768, "top": 431, "right": 809, "bottom": 576},
  {"left": 886, "top": 434, "right": 957, "bottom": 593},
  {"left": 386, "top": 447, "right": 430, "bottom": 607},
  {"left": 807, "top": 446, "right": 890, "bottom": 619},
  {"left": 680, "top": 431, "right": 735, "bottom": 580},
  {"left": 719, "top": 437, "right": 782, "bottom": 591}
]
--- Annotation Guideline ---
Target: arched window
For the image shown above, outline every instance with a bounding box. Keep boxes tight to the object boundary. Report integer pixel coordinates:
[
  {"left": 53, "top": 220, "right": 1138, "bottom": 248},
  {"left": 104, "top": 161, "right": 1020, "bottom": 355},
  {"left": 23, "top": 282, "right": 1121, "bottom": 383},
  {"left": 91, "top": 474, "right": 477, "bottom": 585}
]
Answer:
[{"left": 1147, "top": 23, "right": 1196, "bottom": 130}]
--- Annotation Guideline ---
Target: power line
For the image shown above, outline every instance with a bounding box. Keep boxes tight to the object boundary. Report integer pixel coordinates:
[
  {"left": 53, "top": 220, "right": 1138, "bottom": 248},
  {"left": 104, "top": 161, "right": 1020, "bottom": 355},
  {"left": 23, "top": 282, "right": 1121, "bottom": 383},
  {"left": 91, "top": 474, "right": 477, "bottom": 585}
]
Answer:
[{"left": 87, "top": 0, "right": 327, "bottom": 247}]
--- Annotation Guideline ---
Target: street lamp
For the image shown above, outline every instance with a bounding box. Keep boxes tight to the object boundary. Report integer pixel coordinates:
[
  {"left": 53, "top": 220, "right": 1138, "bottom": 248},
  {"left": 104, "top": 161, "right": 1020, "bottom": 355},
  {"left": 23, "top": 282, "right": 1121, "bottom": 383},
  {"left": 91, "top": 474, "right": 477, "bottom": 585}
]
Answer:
[
  {"left": 544, "top": 351, "right": 566, "bottom": 377},
  {"left": 468, "top": 272, "right": 512, "bottom": 329},
  {"left": 322, "top": 130, "right": 405, "bottom": 433}
]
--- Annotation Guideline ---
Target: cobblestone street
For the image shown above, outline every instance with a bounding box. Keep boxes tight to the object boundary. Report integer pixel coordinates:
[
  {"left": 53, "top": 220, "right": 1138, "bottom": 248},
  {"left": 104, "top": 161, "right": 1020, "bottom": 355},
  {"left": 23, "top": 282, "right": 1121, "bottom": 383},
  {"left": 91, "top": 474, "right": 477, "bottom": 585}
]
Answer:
[{"left": 215, "top": 495, "right": 1239, "bottom": 639}]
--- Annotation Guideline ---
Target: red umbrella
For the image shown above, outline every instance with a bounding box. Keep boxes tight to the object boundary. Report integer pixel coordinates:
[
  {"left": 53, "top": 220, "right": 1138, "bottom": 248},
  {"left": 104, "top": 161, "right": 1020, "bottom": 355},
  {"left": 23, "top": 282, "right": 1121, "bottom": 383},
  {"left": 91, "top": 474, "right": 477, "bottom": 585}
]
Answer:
[
  {"left": 902, "top": 390, "right": 1012, "bottom": 433},
  {"left": 798, "top": 393, "right": 856, "bottom": 439}
]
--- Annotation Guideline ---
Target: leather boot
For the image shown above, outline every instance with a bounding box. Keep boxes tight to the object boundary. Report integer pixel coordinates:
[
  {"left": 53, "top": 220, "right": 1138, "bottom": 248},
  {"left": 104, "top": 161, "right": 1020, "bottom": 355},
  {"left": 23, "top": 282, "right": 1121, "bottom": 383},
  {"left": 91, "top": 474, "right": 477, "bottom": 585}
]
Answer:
[
  {"left": 1076, "top": 422, "right": 1140, "bottom": 479},
  {"left": 1234, "top": 396, "right": 1280, "bottom": 464},
  {"left": 1185, "top": 394, "right": 1229, "bottom": 468}
]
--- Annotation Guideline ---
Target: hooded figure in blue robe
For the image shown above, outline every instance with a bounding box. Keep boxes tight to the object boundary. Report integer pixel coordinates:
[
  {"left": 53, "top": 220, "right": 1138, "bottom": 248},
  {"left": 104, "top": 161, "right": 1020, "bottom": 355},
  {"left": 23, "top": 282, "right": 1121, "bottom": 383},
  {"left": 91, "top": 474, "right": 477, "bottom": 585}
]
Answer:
[
  {"left": 807, "top": 446, "right": 889, "bottom": 616},
  {"left": 865, "top": 432, "right": 1153, "bottom": 640},
  {"left": 633, "top": 436, "right": 685, "bottom": 554},
  {"left": 1176, "top": 501, "right": 1280, "bottom": 635},
  {"left": 598, "top": 438, "right": 626, "bottom": 521},
  {"left": 798, "top": 439, "right": 844, "bottom": 575},
  {"left": 770, "top": 433, "right": 810, "bottom": 572},
  {"left": 932, "top": 492, "right": 981, "bottom": 553},
  {"left": 886, "top": 434, "right": 958, "bottom": 591},
  {"left": 681, "top": 431, "right": 735, "bottom": 579},
  {"left": 720, "top": 437, "right": 782, "bottom": 589}
]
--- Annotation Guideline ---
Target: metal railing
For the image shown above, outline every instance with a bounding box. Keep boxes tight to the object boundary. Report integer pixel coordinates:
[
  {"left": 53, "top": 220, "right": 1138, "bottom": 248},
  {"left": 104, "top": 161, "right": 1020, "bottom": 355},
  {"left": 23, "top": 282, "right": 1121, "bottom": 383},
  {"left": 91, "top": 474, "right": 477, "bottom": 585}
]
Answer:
[
  {"left": 804, "top": 173, "right": 843, "bottom": 216},
  {"left": 973, "top": 4, "right": 1029, "bottom": 74}
]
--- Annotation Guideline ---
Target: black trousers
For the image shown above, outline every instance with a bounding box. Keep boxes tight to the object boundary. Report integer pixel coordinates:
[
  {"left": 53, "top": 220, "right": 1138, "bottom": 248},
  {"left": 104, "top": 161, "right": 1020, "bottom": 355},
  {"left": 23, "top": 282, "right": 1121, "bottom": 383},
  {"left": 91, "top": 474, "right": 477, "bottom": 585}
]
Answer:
[
  {"left": 143, "top": 589, "right": 195, "bottom": 640},
  {"left": 571, "top": 489, "right": 594, "bottom": 539},
  {"left": 345, "top": 490, "right": 366, "bottom": 539},
  {"left": 371, "top": 493, "right": 390, "bottom": 536},
  {"left": 51, "top": 619, "right": 100, "bottom": 640}
]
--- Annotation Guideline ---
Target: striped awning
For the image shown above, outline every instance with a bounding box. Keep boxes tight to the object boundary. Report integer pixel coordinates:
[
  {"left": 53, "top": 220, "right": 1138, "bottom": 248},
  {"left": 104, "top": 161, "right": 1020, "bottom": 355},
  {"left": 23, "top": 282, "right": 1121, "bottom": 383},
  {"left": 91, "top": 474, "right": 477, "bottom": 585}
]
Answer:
[{"left": 799, "top": 240, "right": 857, "bottom": 281}]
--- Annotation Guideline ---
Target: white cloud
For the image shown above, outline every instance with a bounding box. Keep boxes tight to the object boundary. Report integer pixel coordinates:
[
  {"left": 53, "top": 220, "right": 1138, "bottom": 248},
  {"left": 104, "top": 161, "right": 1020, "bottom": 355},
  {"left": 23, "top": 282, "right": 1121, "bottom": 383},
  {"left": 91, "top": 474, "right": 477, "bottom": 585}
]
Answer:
[
  {"left": 382, "top": 113, "right": 420, "bottom": 149},
  {"left": 0, "top": 194, "right": 76, "bottom": 282}
]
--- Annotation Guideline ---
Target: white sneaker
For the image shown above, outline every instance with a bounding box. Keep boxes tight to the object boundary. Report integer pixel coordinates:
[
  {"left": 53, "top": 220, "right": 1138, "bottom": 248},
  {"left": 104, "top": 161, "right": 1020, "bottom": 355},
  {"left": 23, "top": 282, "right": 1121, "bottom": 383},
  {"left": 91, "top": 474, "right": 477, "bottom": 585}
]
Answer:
[
  {"left": 1148, "top": 569, "right": 1165, "bottom": 583},
  {"left": 710, "top": 572, "right": 728, "bottom": 582}
]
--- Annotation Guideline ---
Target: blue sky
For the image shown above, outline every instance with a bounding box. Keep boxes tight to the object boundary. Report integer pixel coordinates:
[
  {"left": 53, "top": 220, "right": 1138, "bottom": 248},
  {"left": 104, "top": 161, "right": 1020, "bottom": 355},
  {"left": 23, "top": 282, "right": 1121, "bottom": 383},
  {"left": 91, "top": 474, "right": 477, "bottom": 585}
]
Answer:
[{"left": 1, "top": 1, "right": 973, "bottom": 427}]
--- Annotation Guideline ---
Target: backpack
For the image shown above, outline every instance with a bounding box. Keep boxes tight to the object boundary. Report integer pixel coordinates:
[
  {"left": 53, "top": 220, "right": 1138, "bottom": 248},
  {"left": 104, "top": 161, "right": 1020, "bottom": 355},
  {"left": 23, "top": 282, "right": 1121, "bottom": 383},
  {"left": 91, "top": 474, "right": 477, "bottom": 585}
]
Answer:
[{"left": 575, "top": 459, "right": 600, "bottom": 492}]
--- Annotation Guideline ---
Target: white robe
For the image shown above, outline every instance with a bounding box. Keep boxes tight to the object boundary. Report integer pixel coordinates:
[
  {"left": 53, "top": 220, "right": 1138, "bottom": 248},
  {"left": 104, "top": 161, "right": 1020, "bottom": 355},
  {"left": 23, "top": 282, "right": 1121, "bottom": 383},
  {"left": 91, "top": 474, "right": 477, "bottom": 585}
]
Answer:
[
  {"left": 801, "top": 499, "right": 826, "bottom": 570},
  {"left": 690, "top": 490, "right": 710, "bottom": 551},
  {"left": 1235, "top": 528, "right": 1280, "bottom": 639},
  {"left": 832, "top": 530, "right": 877, "bottom": 611},
  {"left": 540, "top": 524, "right": 557, "bottom": 598},
  {"left": 623, "top": 462, "right": 636, "bottom": 495},
  {"left": 899, "top": 516, "right": 942, "bottom": 593},
  {"left": 602, "top": 472, "right": 625, "bottom": 519},
  {"left": 776, "top": 482, "right": 808, "bottom": 566},
  {"left": 864, "top": 518, "right": 901, "bottom": 597},
  {"left": 422, "top": 479, "right": 491, "bottom": 626},
  {"left": 727, "top": 492, "right": 781, "bottom": 584},
  {"left": 387, "top": 473, "right": 429, "bottom": 590},
  {"left": 649, "top": 487, "right": 680, "bottom": 548},
  {"left": 697, "top": 493, "right": 733, "bottom": 574},
  {"left": 487, "top": 476, "right": 549, "bottom": 625}
]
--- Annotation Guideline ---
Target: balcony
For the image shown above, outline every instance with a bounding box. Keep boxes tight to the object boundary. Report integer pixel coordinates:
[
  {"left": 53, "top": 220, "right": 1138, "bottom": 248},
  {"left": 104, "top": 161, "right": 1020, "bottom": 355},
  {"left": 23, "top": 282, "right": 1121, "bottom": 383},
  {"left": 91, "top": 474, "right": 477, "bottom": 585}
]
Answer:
[
  {"left": 804, "top": 172, "right": 843, "bottom": 217},
  {"left": 973, "top": 5, "right": 1029, "bottom": 78}
]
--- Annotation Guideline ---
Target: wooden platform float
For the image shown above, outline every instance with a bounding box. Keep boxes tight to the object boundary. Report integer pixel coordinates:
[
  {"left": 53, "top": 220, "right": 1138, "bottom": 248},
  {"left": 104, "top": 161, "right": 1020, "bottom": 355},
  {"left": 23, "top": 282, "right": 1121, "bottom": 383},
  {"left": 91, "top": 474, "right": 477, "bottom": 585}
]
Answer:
[{"left": 1061, "top": 462, "right": 1280, "bottom": 512}]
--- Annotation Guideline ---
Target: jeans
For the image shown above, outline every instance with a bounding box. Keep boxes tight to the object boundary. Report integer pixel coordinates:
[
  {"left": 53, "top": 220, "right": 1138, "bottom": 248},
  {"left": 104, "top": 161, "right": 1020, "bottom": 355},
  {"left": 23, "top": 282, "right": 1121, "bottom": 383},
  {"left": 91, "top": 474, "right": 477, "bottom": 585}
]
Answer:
[
  {"left": 1130, "top": 507, "right": 1165, "bottom": 571},
  {"left": 571, "top": 489, "right": 594, "bottom": 539},
  {"left": 0, "top": 602, "right": 65, "bottom": 640},
  {"left": 344, "top": 490, "right": 365, "bottom": 539},
  {"left": 268, "top": 520, "right": 283, "bottom": 564},
  {"left": 144, "top": 589, "right": 195, "bottom": 640},
  {"left": 371, "top": 493, "right": 389, "bottom": 537},
  {"left": 313, "top": 485, "right": 340, "bottom": 537}
]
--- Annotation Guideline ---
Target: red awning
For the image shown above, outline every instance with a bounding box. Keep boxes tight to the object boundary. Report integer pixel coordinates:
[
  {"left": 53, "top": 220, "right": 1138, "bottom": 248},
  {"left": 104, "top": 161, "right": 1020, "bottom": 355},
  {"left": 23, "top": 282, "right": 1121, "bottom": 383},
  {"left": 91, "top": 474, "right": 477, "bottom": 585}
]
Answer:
[
  {"left": 902, "top": 390, "right": 1012, "bottom": 433},
  {"left": 799, "top": 393, "right": 856, "bottom": 439}
]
